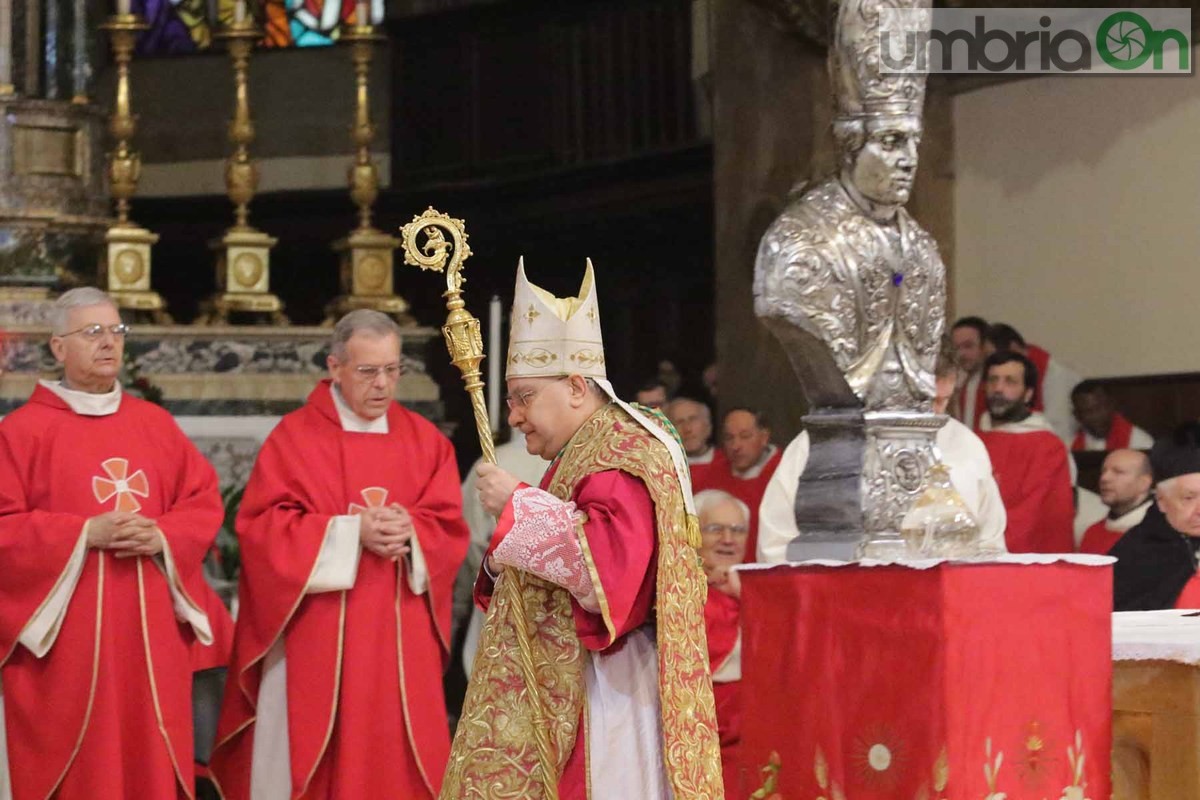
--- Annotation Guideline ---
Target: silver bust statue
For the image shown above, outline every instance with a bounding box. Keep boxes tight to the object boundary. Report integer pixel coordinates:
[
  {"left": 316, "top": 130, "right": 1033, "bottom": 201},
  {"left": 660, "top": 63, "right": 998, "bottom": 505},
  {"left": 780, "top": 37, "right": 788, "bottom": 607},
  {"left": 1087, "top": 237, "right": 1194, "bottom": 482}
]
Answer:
[{"left": 754, "top": 0, "right": 948, "bottom": 557}]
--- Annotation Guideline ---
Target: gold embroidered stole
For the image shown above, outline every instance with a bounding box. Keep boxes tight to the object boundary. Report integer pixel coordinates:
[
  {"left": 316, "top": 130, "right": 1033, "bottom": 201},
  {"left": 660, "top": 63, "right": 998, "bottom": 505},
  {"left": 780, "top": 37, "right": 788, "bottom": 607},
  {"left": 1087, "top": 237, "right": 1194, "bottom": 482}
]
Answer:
[{"left": 441, "top": 403, "right": 724, "bottom": 799}]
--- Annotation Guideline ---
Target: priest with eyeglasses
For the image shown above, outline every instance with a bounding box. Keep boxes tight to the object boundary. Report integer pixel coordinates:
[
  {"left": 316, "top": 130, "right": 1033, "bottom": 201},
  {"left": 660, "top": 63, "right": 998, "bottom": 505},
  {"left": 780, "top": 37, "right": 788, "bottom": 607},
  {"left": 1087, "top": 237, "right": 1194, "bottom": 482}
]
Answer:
[
  {"left": 0, "top": 287, "right": 224, "bottom": 799},
  {"left": 210, "top": 309, "right": 469, "bottom": 800}
]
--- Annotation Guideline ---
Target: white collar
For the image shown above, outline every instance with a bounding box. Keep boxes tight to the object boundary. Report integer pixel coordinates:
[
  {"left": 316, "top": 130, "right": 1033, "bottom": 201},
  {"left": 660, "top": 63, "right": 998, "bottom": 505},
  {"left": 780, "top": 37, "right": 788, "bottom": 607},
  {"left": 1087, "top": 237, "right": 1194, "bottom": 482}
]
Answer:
[
  {"left": 331, "top": 384, "right": 389, "bottom": 434},
  {"left": 40, "top": 379, "right": 122, "bottom": 417},
  {"left": 688, "top": 446, "right": 715, "bottom": 465},
  {"left": 1107, "top": 498, "right": 1153, "bottom": 532}
]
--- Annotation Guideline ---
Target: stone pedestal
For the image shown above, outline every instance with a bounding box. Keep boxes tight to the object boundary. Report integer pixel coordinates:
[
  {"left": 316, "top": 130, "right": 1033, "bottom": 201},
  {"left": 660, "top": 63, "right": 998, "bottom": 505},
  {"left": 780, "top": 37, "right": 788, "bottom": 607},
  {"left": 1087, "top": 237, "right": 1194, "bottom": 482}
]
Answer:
[{"left": 0, "top": 97, "right": 108, "bottom": 289}]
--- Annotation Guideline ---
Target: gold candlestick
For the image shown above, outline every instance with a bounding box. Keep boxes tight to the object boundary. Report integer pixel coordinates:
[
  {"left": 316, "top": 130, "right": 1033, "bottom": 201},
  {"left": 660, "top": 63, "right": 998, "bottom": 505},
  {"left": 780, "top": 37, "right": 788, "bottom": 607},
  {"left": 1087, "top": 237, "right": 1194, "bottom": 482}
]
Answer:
[
  {"left": 325, "top": 22, "right": 411, "bottom": 325},
  {"left": 205, "top": 16, "right": 285, "bottom": 325},
  {"left": 99, "top": 13, "right": 168, "bottom": 320},
  {"left": 400, "top": 208, "right": 557, "bottom": 796}
]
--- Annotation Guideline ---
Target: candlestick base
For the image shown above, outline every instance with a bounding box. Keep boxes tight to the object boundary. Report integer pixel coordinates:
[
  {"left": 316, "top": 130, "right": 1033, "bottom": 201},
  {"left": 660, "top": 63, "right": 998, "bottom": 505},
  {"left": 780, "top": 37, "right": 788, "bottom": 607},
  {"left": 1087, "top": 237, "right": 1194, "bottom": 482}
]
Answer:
[
  {"left": 104, "top": 224, "right": 171, "bottom": 321},
  {"left": 201, "top": 227, "right": 287, "bottom": 325},
  {"left": 324, "top": 227, "right": 414, "bottom": 325}
]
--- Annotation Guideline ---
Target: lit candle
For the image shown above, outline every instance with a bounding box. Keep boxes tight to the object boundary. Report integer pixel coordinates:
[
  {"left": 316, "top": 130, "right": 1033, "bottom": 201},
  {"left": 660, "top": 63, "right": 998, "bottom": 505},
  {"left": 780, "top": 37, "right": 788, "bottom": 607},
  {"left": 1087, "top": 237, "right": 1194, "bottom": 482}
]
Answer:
[
  {"left": 356, "top": 0, "right": 369, "bottom": 26},
  {"left": 116, "top": 0, "right": 130, "bottom": 15},
  {"left": 234, "top": 0, "right": 245, "bottom": 24},
  {"left": 488, "top": 295, "right": 501, "bottom": 433}
]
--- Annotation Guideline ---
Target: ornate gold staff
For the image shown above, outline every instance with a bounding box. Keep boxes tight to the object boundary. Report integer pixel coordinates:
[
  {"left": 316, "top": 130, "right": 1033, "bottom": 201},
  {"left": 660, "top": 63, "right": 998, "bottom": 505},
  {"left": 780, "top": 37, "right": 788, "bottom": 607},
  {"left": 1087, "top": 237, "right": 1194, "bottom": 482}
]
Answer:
[{"left": 400, "top": 207, "right": 558, "bottom": 797}]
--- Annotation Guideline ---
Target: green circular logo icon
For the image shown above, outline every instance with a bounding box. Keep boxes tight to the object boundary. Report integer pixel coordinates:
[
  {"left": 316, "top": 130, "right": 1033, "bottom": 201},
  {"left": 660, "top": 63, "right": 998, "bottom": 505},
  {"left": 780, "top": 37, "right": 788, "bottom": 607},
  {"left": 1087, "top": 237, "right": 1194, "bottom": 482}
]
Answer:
[{"left": 1097, "top": 11, "right": 1155, "bottom": 69}]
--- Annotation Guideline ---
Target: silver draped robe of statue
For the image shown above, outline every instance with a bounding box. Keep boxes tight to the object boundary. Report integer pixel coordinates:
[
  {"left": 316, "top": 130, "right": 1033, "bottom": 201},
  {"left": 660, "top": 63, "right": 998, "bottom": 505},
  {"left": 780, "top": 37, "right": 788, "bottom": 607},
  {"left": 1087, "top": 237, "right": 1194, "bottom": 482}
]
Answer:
[{"left": 755, "top": 177, "right": 946, "bottom": 412}]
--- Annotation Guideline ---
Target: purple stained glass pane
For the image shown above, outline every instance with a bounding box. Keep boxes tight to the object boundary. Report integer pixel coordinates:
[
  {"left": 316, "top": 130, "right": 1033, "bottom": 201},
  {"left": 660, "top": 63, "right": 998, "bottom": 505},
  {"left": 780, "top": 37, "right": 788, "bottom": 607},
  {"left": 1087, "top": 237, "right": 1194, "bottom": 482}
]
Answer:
[{"left": 134, "top": 0, "right": 206, "bottom": 55}]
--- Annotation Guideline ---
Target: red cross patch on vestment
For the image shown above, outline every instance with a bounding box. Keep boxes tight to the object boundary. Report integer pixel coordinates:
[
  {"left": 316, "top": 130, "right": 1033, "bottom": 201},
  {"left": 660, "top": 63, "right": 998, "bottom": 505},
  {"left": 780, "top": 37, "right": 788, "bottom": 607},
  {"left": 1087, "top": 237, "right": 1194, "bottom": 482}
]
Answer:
[
  {"left": 348, "top": 486, "right": 389, "bottom": 514},
  {"left": 92, "top": 457, "right": 150, "bottom": 513}
]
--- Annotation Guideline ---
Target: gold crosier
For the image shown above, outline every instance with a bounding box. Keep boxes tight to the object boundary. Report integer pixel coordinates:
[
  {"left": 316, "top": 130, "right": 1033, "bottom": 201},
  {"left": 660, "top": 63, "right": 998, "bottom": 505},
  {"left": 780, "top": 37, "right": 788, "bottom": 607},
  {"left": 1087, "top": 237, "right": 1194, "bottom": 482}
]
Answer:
[{"left": 399, "top": 208, "right": 560, "bottom": 797}]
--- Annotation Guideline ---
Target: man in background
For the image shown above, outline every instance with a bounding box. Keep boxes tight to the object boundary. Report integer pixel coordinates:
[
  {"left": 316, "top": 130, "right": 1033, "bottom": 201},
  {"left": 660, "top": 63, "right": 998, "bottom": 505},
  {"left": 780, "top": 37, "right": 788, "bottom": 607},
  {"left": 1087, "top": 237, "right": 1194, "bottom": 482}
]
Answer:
[
  {"left": 698, "top": 407, "right": 781, "bottom": 560},
  {"left": 983, "top": 322, "right": 1080, "bottom": 443},
  {"left": 1070, "top": 380, "right": 1153, "bottom": 452},
  {"left": 1079, "top": 449, "right": 1154, "bottom": 555},
  {"left": 951, "top": 315, "right": 989, "bottom": 429},
  {"left": 977, "top": 351, "right": 1074, "bottom": 553}
]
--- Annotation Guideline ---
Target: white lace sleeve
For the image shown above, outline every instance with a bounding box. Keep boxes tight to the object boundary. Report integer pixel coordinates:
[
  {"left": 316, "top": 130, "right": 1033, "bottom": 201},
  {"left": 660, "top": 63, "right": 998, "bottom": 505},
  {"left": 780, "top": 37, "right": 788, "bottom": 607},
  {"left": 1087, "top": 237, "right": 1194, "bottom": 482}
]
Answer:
[{"left": 492, "top": 486, "right": 599, "bottom": 611}]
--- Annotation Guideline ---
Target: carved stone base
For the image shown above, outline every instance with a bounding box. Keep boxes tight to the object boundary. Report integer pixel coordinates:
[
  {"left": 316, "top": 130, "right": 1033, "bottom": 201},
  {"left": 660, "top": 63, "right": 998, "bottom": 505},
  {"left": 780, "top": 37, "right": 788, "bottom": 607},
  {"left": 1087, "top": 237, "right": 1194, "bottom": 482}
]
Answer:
[
  {"left": 858, "top": 410, "right": 947, "bottom": 558},
  {"left": 783, "top": 409, "right": 949, "bottom": 561}
]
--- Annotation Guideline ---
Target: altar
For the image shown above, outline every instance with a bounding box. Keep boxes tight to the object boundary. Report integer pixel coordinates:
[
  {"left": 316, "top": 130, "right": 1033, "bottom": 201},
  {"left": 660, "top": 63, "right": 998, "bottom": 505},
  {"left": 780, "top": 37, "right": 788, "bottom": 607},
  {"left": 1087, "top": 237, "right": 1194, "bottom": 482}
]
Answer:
[
  {"left": 1111, "top": 610, "right": 1200, "bottom": 800},
  {"left": 736, "top": 557, "right": 1114, "bottom": 799}
]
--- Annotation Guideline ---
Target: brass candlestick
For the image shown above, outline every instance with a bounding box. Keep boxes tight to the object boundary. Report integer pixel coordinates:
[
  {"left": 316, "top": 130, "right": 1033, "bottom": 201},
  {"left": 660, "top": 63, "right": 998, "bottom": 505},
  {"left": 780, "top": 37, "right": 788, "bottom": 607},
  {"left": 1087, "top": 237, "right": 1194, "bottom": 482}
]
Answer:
[
  {"left": 401, "top": 208, "right": 557, "bottom": 797},
  {"left": 205, "top": 16, "right": 284, "bottom": 325},
  {"left": 326, "top": 22, "right": 411, "bottom": 325},
  {"left": 99, "top": 13, "right": 167, "bottom": 320}
]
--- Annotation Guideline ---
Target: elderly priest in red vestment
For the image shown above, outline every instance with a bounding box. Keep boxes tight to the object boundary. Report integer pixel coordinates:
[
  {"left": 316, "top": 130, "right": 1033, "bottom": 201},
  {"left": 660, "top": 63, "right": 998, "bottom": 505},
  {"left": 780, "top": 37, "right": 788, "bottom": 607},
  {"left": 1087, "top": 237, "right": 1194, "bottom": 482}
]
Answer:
[
  {"left": 447, "top": 259, "right": 723, "bottom": 799},
  {"left": 209, "top": 310, "right": 469, "bottom": 800},
  {"left": 0, "top": 288, "right": 222, "bottom": 800},
  {"left": 694, "top": 489, "right": 750, "bottom": 800}
]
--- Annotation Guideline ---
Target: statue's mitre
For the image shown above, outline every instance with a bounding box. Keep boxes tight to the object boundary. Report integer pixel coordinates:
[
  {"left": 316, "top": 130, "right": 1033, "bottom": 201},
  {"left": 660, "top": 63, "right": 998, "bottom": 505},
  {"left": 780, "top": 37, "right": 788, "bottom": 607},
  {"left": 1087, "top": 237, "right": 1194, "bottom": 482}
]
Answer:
[
  {"left": 830, "top": 0, "right": 930, "bottom": 120},
  {"left": 506, "top": 257, "right": 606, "bottom": 380}
]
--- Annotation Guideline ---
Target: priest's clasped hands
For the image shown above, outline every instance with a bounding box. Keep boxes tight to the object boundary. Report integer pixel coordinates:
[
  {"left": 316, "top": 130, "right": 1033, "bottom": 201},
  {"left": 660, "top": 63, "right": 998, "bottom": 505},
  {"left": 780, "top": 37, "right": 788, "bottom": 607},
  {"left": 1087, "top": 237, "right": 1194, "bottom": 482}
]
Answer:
[
  {"left": 358, "top": 504, "right": 415, "bottom": 561},
  {"left": 85, "top": 511, "right": 164, "bottom": 558}
]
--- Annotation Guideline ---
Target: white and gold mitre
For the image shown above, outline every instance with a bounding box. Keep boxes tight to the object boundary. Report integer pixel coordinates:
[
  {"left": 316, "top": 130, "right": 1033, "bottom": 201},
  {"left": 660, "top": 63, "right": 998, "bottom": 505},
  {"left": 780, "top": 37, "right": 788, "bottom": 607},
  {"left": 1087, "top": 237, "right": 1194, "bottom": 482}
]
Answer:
[{"left": 506, "top": 257, "right": 606, "bottom": 380}]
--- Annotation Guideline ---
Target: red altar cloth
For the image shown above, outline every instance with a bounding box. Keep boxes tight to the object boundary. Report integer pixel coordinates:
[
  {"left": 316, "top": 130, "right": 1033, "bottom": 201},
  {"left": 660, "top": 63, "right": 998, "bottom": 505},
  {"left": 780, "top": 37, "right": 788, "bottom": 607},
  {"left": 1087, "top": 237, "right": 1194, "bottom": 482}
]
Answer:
[{"left": 737, "top": 557, "right": 1112, "bottom": 799}]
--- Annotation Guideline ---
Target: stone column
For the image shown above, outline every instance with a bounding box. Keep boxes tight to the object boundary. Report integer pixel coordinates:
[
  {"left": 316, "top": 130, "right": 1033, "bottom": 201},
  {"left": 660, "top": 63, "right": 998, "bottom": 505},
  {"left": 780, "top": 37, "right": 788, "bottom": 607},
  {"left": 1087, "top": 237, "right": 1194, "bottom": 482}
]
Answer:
[{"left": 0, "top": 0, "right": 13, "bottom": 96}]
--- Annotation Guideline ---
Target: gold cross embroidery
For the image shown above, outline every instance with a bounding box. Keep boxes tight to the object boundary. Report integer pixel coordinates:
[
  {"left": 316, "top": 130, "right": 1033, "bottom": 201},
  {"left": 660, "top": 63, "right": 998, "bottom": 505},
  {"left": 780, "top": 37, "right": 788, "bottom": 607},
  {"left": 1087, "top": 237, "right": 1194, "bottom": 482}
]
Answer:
[{"left": 524, "top": 304, "right": 540, "bottom": 325}]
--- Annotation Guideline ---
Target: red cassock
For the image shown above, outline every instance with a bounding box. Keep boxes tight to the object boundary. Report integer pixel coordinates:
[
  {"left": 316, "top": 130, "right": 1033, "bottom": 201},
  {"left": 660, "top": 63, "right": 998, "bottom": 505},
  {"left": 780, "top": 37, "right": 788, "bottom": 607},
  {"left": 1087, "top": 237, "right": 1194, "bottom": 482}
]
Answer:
[
  {"left": 978, "top": 429, "right": 1074, "bottom": 553},
  {"left": 0, "top": 385, "right": 222, "bottom": 800},
  {"left": 704, "top": 589, "right": 742, "bottom": 799},
  {"left": 693, "top": 448, "right": 782, "bottom": 563},
  {"left": 473, "top": 465, "right": 659, "bottom": 799},
  {"left": 210, "top": 381, "right": 469, "bottom": 800}
]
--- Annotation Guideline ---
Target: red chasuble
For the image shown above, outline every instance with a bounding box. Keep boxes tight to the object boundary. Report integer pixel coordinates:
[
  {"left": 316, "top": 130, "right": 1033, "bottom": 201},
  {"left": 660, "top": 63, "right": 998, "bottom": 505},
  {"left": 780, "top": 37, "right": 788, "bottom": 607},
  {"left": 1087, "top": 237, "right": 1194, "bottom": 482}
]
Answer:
[
  {"left": 704, "top": 590, "right": 742, "bottom": 799},
  {"left": 473, "top": 465, "right": 659, "bottom": 799},
  {"left": 210, "top": 381, "right": 468, "bottom": 800},
  {"left": 0, "top": 385, "right": 222, "bottom": 800},
  {"left": 978, "top": 429, "right": 1074, "bottom": 553},
  {"left": 696, "top": 448, "right": 782, "bottom": 563}
]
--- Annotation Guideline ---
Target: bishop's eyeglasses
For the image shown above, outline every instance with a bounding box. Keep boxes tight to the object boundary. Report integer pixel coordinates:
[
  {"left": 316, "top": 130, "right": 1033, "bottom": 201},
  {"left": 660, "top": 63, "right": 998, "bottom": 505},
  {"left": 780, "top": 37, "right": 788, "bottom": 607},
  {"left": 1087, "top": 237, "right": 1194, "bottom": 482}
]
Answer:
[{"left": 58, "top": 323, "right": 131, "bottom": 341}]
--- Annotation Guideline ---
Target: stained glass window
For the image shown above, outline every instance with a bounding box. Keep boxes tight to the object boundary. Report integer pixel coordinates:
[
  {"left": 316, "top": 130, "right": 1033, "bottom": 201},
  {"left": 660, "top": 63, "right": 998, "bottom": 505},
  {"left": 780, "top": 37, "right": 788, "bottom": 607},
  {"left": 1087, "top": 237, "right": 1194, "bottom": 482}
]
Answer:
[{"left": 133, "top": 0, "right": 382, "bottom": 55}]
